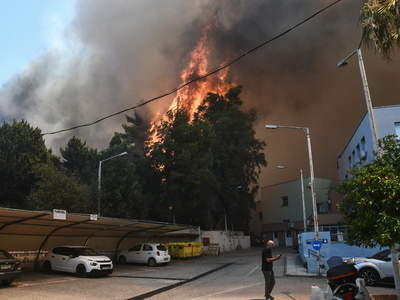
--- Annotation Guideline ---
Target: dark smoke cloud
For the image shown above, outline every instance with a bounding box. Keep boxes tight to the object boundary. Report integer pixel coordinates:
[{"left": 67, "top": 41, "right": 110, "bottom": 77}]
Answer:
[{"left": 1, "top": 0, "right": 399, "bottom": 189}]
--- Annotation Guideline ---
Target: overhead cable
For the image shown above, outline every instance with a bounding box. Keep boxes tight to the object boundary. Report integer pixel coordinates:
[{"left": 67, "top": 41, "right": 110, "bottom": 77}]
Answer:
[{"left": 42, "top": 0, "right": 341, "bottom": 136}]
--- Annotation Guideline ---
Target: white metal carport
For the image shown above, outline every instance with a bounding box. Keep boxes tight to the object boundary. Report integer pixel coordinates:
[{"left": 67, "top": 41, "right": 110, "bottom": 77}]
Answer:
[{"left": 0, "top": 207, "right": 192, "bottom": 270}]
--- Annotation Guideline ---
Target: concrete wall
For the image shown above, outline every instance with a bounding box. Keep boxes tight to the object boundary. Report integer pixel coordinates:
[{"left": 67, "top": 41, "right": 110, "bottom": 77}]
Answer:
[
  {"left": 201, "top": 230, "right": 250, "bottom": 254},
  {"left": 299, "top": 231, "right": 383, "bottom": 274}
]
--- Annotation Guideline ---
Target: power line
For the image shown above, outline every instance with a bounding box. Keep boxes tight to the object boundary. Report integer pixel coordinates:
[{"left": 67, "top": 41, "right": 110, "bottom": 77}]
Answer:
[{"left": 42, "top": 0, "right": 341, "bottom": 136}]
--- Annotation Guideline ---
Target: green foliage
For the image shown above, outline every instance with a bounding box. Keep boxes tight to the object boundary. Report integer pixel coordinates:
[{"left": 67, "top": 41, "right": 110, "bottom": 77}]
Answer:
[
  {"left": 360, "top": 0, "right": 400, "bottom": 61},
  {"left": 0, "top": 120, "right": 54, "bottom": 208},
  {"left": 147, "top": 108, "right": 215, "bottom": 225},
  {"left": 60, "top": 136, "right": 98, "bottom": 180},
  {"left": 195, "top": 86, "right": 267, "bottom": 231},
  {"left": 2, "top": 87, "right": 267, "bottom": 232},
  {"left": 27, "top": 163, "right": 93, "bottom": 213},
  {"left": 337, "top": 135, "right": 400, "bottom": 248},
  {"left": 98, "top": 140, "right": 149, "bottom": 220},
  {"left": 121, "top": 110, "right": 152, "bottom": 151}
]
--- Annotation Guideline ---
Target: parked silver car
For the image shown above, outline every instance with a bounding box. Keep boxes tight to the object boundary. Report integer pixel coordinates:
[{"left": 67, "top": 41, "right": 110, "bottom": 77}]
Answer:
[
  {"left": 118, "top": 243, "right": 170, "bottom": 267},
  {"left": 0, "top": 249, "right": 22, "bottom": 285},
  {"left": 353, "top": 249, "right": 396, "bottom": 286}
]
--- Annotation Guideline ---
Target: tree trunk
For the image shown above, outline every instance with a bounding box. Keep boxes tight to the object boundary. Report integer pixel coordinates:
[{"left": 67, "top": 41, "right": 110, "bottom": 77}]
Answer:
[{"left": 390, "top": 244, "right": 400, "bottom": 299}]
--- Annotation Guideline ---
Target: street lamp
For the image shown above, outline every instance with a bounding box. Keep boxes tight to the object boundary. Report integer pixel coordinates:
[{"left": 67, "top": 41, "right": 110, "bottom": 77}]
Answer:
[
  {"left": 266, "top": 124, "right": 321, "bottom": 277},
  {"left": 98, "top": 151, "right": 128, "bottom": 215},
  {"left": 277, "top": 166, "right": 306, "bottom": 231},
  {"left": 337, "top": 43, "right": 381, "bottom": 156}
]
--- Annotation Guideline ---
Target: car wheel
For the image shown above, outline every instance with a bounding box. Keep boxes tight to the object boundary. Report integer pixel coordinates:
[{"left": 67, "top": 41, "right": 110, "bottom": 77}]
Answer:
[
  {"left": 43, "top": 261, "right": 52, "bottom": 274},
  {"left": 148, "top": 257, "right": 156, "bottom": 267},
  {"left": 119, "top": 256, "right": 127, "bottom": 265},
  {"left": 76, "top": 264, "right": 87, "bottom": 278},
  {"left": 2, "top": 280, "right": 13, "bottom": 286},
  {"left": 359, "top": 268, "right": 380, "bottom": 286}
]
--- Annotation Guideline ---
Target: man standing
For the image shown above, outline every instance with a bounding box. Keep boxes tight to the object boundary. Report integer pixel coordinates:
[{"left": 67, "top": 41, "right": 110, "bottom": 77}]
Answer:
[{"left": 262, "top": 240, "right": 281, "bottom": 300}]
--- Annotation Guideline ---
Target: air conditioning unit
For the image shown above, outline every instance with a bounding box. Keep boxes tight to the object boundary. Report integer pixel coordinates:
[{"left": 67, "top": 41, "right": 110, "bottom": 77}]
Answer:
[
  {"left": 288, "top": 222, "right": 294, "bottom": 228},
  {"left": 360, "top": 151, "right": 367, "bottom": 160}
]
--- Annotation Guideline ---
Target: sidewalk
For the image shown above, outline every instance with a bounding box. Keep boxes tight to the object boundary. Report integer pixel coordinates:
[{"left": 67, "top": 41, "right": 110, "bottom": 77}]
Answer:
[
  {"left": 271, "top": 245, "right": 320, "bottom": 277},
  {"left": 285, "top": 254, "right": 317, "bottom": 277}
]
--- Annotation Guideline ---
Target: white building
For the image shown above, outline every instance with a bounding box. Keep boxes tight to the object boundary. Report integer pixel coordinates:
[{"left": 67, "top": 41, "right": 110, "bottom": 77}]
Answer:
[{"left": 337, "top": 105, "right": 400, "bottom": 182}]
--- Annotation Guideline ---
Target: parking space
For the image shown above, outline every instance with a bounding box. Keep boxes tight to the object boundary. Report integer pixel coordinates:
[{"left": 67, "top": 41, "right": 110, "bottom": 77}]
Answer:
[{"left": 1, "top": 247, "right": 396, "bottom": 300}]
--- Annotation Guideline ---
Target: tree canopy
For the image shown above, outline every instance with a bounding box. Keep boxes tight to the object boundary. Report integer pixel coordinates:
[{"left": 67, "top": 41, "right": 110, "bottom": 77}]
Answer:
[
  {"left": 27, "top": 163, "right": 93, "bottom": 213},
  {"left": 147, "top": 108, "right": 215, "bottom": 225},
  {"left": 1, "top": 86, "right": 267, "bottom": 232},
  {"left": 336, "top": 135, "right": 400, "bottom": 248},
  {"left": 360, "top": 0, "right": 400, "bottom": 61},
  {"left": 195, "top": 86, "right": 267, "bottom": 230},
  {"left": 0, "top": 120, "right": 54, "bottom": 208}
]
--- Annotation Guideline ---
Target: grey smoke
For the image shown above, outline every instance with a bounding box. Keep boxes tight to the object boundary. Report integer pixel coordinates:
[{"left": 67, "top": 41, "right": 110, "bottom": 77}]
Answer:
[{"left": 1, "top": 0, "right": 399, "bottom": 187}]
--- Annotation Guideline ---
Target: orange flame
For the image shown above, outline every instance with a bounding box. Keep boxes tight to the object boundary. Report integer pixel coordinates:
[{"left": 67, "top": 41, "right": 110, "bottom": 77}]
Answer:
[{"left": 150, "top": 15, "right": 234, "bottom": 144}]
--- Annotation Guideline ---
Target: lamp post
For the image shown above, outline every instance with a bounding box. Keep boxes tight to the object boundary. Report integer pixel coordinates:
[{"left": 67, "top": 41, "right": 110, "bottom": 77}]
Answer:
[
  {"left": 98, "top": 151, "right": 128, "bottom": 216},
  {"left": 337, "top": 44, "right": 381, "bottom": 156},
  {"left": 277, "top": 166, "right": 306, "bottom": 231},
  {"left": 265, "top": 124, "right": 321, "bottom": 277}
]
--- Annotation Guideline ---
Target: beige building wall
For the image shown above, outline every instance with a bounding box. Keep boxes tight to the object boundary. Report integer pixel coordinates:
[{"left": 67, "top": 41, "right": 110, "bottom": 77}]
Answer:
[{"left": 256, "top": 177, "right": 341, "bottom": 246}]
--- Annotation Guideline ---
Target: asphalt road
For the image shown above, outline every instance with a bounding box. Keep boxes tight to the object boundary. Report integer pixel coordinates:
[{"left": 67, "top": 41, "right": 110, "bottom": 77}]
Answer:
[{"left": 0, "top": 247, "right": 396, "bottom": 300}]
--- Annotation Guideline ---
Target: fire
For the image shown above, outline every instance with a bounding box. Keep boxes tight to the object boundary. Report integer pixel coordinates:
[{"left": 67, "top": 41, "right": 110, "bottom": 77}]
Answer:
[{"left": 149, "top": 15, "right": 233, "bottom": 144}]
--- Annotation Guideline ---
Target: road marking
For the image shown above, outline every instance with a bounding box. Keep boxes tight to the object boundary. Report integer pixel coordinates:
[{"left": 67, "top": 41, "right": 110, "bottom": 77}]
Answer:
[{"left": 247, "top": 263, "right": 261, "bottom": 276}]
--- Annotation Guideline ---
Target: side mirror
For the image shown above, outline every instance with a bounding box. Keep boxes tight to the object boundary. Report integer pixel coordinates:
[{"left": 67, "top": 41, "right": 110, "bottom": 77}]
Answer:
[{"left": 346, "top": 258, "right": 355, "bottom": 264}]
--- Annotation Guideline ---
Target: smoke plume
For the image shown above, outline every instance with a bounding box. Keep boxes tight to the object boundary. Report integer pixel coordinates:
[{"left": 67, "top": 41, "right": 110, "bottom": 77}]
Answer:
[{"left": 1, "top": 0, "right": 400, "bottom": 187}]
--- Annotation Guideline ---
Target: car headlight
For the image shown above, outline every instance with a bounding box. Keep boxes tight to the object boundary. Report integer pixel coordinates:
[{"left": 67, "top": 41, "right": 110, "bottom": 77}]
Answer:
[{"left": 88, "top": 259, "right": 97, "bottom": 266}]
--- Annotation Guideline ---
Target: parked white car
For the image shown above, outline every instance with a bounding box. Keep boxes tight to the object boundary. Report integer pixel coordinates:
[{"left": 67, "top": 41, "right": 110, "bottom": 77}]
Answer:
[
  {"left": 353, "top": 249, "right": 396, "bottom": 286},
  {"left": 118, "top": 243, "right": 170, "bottom": 267},
  {"left": 43, "top": 246, "right": 113, "bottom": 278}
]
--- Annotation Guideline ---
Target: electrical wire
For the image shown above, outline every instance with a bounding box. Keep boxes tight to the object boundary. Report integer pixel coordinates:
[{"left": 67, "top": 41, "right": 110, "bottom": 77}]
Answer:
[{"left": 42, "top": 0, "right": 341, "bottom": 136}]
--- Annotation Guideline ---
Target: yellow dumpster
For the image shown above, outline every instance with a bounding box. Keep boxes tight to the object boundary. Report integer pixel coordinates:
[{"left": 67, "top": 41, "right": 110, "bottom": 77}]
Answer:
[
  {"left": 163, "top": 243, "right": 170, "bottom": 254},
  {"left": 192, "top": 242, "right": 202, "bottom": 258},
  {"left": 169, "top": 243, "right": 193, "bottom": 259}
]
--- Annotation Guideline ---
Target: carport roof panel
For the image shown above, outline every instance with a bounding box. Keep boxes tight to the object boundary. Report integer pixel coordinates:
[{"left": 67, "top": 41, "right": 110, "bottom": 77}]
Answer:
[{"left": 0, "top": 207, "right": 191, "bottom": 239}]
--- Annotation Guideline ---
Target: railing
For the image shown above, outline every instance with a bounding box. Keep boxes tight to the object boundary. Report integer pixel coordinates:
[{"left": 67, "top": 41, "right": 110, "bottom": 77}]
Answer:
[
  {"left": 308, "top": 248, "right": 325, "bottom": 258},
  {"left": 298, "top": 225, "right": 350, "bottom": 244}
]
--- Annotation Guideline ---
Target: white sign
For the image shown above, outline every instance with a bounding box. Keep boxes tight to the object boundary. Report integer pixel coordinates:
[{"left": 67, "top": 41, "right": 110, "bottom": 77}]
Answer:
[
  {"left": 53, "top": 209, "right": 66, "bottom": 220},
  {"left": 90, "top": 214, "right": 98, "bottom": 221}
]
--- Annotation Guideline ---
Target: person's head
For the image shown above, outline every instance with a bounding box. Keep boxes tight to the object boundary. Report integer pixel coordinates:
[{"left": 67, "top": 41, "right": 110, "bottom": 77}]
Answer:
[{"left": 267, "top": 240, "right": 274, "bottom": 249}]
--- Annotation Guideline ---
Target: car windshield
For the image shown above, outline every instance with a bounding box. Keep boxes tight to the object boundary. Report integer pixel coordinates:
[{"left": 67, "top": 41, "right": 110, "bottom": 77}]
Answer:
[
  {"left": 367, "top": 249, "right": 390, "bottom": 259},
  {"left": 156, "top": 245, "right": 167, "bottom": 251},
  {"left": 73, "top": 247, "right": 99, "bottom": 256}
]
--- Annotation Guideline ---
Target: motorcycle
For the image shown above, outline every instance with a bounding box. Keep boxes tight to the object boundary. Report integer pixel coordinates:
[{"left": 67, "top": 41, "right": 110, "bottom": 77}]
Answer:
[{"left": 326, "top": 260, "right": 359, "bottom": 300}]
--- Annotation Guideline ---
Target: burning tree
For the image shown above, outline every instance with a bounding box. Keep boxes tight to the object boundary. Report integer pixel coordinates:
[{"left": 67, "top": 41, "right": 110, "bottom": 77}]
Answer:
[
  {"left": 195, "top": 86, "right": 267, "bottom": 231},
  {"left": 146, "top": 108, "right": 215, "bottom": 226}
]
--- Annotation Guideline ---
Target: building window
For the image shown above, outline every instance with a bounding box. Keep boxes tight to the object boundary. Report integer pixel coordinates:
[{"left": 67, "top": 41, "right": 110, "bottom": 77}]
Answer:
[
  {"left": 258, "top": 212, "right": 263, "bottom": 220},
  {"left": 280, "top": 196, "right": 288, "bottom": 207},
  {"left": 317, "top": 202, "right": 324, "bottom": 213},
  {"left": 356, "top": 144, "right": 361, "bottom": 161},
  {"left": 361, "top": 137, "right": 367, "bottom": 152},
  {"left": 395, "top": 122, "right": 400, "bottom": 139}
]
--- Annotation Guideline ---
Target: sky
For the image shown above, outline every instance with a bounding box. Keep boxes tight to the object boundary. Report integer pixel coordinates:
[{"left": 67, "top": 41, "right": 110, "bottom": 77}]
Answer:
[
  {"left": 0, "top": 0, "right": 75, "bottom": 86},
  {"left": 1, "top": 0, "right": 400, "bottom": 193}
]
